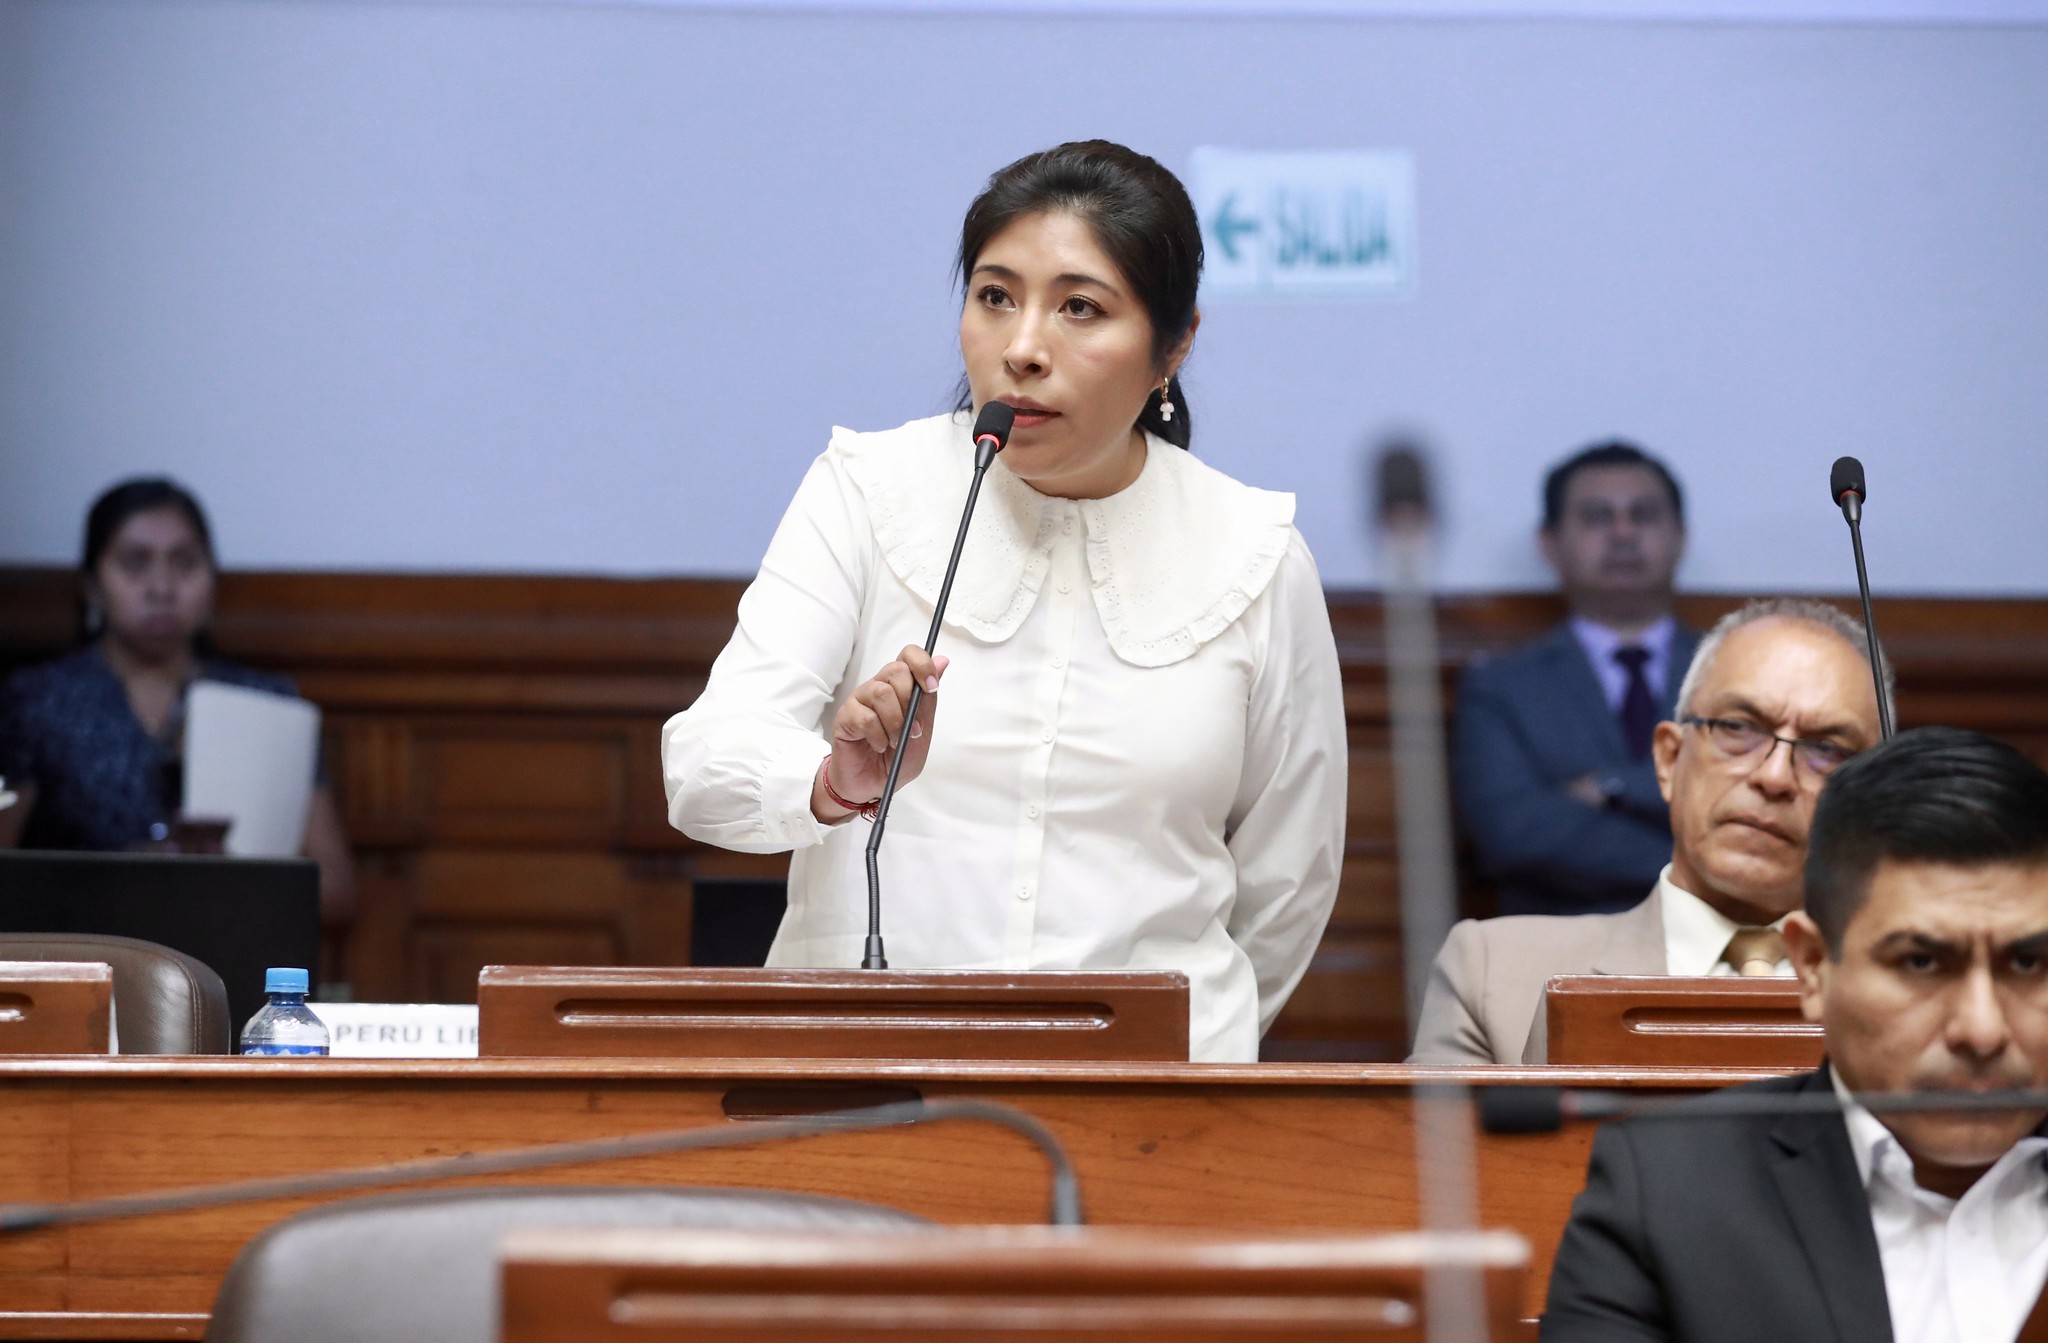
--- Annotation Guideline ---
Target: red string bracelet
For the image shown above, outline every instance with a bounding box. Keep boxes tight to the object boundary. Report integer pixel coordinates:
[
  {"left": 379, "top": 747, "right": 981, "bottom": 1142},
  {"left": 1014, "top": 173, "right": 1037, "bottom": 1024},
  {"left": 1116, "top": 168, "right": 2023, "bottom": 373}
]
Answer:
[{"left": 818, "top": 755, "right": 881, "bottom": 821}]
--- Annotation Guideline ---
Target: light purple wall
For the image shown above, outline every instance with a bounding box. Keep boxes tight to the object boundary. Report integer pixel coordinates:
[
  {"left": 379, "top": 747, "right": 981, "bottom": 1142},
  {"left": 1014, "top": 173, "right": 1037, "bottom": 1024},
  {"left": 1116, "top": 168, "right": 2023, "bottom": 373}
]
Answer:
[{"left": 2, "top": 0, "right": 2044, "bottom": 593}]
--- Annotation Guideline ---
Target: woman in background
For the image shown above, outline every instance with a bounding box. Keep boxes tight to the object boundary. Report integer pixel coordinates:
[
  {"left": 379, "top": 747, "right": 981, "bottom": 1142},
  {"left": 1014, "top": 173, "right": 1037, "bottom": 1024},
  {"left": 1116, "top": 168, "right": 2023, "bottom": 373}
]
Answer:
[
  {"left": 0, "top": 478, "right": 356, "bottom": 926},
  {"left": 663, "top": 141, "right": 1347, "bottom": 1061}
]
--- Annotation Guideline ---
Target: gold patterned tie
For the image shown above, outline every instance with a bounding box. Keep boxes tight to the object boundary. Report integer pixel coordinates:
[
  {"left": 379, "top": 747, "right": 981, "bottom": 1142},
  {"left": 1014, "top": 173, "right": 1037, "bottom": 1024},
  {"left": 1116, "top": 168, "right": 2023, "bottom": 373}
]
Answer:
[{"left": 1722, "top": 927, "right": 1789, "bottom": 976}]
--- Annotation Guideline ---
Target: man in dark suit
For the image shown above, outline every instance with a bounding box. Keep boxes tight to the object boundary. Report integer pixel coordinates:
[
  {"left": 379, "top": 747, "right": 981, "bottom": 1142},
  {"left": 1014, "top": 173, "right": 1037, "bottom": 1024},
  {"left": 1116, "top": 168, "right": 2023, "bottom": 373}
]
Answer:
[
  {"left": 1543, "top": 728, "right": 2048, "bottom": 1343},
  {"left": 1455, "top": 441, "right": 1696, "bottom": 916}
]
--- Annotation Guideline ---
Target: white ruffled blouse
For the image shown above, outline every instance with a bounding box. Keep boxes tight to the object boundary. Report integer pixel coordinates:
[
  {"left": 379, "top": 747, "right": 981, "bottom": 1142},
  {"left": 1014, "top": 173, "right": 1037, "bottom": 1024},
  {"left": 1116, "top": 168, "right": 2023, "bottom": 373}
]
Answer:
[{"left": 661, "top": 413, "right": 1347, "bottom": 1061}]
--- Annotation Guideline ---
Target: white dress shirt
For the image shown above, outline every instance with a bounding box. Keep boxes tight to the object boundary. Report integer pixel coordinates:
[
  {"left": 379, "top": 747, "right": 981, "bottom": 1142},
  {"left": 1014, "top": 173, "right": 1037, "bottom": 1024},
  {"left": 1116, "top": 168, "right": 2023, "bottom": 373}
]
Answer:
[
  {"left": 1570, "top": 614, "right": 1679, "bottom": 714},
  {"left": 1834, "top": 1070, "right": 2048, "bottom": 1343},
  {"left": 1655, "top": 866, "right": 1794, "bottom": 976},
  {"left": 661, "top": 414, "right": 1348, "bottom": 1062}
]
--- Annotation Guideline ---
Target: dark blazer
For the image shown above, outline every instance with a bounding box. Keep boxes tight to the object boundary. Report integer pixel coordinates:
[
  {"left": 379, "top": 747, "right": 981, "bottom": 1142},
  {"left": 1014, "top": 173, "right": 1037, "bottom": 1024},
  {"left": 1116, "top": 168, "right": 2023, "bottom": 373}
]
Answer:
[
  {"left": 1453, "top": 622, "right": 1700, "bottom": 915},
  {"left": 1542, "top": 1068, "right": 1893, "bottom": 1343}
]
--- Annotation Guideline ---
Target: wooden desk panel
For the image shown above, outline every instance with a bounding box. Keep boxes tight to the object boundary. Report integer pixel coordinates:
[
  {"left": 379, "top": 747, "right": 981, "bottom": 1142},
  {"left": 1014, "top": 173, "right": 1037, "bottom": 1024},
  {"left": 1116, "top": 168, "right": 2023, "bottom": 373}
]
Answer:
[
  {"left": 0, "top": 1059, "right": 1787, "bottom": 1338},
  {"left": 1544, "top": 975, "right": 1822, "bottom": 1069},
  {"left": 0, "top": 965, "right": 111, "bottom": 1057},
  {"left": 476, "top": 967, "right": 1192, "bottom": 1062},
  {"left": 499, "top": 1225, "right": 1531, "bottom": 1343}
]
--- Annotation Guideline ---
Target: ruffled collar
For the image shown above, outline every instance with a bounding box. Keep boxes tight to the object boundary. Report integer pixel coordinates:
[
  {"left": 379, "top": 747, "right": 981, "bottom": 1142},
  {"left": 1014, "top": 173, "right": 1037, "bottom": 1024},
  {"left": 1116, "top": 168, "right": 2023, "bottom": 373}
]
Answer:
[{"left": 835, "top": 413, "right": 1295, "bottom": 668}]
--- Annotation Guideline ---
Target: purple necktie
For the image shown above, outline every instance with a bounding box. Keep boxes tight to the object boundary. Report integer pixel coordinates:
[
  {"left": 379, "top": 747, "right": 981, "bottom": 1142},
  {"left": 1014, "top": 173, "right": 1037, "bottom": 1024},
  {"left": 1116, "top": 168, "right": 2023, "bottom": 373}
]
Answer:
[{"left": 1615, "top": 646, "right": 1657, "bottom": 761}]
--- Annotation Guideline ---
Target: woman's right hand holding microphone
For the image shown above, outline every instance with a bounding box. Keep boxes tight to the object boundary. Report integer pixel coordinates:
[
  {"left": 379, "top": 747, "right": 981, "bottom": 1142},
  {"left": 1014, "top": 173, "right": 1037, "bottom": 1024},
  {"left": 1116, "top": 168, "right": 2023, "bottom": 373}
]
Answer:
[{"left": 812, "top": 645, "right": 949, "bottom": 823}]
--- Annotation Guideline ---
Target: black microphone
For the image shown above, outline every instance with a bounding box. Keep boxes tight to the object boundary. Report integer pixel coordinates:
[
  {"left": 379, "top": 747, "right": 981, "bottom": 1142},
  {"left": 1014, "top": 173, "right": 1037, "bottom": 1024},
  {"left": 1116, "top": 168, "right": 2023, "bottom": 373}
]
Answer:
[
  {"left": 0, "top": 1097, "right": 1083, "bottom": 1234},
  {"left": 1375, "top": 444, "right": 1431, "bottom": 533},
  {"left": 1829, "top": 456, "right": 1895, "bottom": 740},
  {"left": 1478, "top": 1083, "right": 2048, "bottom": 1135},
  {"left": 860, "top": 401, "right": 1015, "bottom": 970}
]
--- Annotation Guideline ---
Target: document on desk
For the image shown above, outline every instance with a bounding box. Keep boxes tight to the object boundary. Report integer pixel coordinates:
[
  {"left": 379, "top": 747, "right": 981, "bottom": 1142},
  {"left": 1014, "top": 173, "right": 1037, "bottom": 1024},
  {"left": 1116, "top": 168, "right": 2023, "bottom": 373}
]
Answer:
[{"left": 183, "top": 680, "right": 321, "bottom": 856}]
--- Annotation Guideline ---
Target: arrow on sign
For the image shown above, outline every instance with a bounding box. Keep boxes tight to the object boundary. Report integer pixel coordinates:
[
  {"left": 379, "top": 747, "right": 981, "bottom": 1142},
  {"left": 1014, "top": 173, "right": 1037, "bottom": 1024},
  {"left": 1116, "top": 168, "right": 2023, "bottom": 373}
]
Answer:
[{"left": 1210, "top": 193, "right": 1260, "bottom": 262}]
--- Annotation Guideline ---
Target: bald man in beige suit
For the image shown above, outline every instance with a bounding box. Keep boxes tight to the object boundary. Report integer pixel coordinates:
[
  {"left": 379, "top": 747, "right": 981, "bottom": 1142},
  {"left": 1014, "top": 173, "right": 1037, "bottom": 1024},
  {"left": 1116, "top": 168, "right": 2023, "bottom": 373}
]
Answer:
[{"left": 1411, "top": 599, "right": 1887, "bottom": 1065}]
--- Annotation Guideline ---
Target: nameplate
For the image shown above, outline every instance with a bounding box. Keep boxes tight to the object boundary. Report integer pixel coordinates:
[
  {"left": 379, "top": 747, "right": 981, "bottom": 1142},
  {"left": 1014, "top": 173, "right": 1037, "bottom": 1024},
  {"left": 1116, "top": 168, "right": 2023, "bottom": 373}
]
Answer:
[{"left": 310, "top": 1003, "right": 479, "bottom": 1057}]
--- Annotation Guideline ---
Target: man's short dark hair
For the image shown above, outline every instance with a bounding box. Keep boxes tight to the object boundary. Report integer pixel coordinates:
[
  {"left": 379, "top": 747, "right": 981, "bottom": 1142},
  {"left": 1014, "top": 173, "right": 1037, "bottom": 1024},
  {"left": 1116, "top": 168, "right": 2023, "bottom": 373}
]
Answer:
[
  {"left": 1805, "top": 727, "right": 2048, "bottom": 953},
  {"left": 1541, "top": 441, "right": 1685, "bottom": 532}
]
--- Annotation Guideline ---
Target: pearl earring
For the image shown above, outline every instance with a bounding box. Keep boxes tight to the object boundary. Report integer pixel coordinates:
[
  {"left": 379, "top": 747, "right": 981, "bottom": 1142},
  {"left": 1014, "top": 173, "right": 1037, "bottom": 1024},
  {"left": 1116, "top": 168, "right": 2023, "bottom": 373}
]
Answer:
[{"left": 1158, "top": 377, "right": 1175, "bottom": 423}]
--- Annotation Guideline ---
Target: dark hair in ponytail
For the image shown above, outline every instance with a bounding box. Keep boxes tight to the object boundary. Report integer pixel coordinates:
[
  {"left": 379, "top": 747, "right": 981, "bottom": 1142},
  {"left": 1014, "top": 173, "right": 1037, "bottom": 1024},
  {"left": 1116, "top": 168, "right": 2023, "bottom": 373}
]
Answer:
[{"left": 954, "top": 140, "right": 1203, "bottom": 450}]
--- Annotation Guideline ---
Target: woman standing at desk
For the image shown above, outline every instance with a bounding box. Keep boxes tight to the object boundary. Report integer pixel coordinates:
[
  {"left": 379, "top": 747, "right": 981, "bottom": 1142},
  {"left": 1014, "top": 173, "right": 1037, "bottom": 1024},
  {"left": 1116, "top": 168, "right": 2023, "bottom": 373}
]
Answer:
[
  {"left": 0, "top": 478, "right": 355, "bottom": 926},
  {"left": 663, "top": 141, "right": 1346, "bottom": 1062}
]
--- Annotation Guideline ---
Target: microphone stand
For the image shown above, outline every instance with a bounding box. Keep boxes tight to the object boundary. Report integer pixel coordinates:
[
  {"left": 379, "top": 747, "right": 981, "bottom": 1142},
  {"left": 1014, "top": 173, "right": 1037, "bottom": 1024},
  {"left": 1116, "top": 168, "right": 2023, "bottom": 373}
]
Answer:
[
  {"left": 862, "top": 416, "right": 1009, "bottom": 970},
  {"left": 1831, "top": 461, "right": 1895, "bottom": 741},
  {"left": 0, "top": 1098, "right": 1084, "bottom": 1233},
  {"left": 1374, "top": 443, "right": 1485, "bottom": 1343},
  {"left": 1479, "top": 1082, "right": 2048, "bottom": 1134},
  {"left": 1843, "top": 511, "right": 1893, "bottom": 741}
]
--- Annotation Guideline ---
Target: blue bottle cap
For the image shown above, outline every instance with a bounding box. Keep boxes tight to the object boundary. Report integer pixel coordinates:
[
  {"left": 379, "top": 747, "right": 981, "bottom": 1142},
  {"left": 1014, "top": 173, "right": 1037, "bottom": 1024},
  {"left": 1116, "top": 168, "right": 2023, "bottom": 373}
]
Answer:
[{"left": 264, "top": 967, "right": 310, "bottom": 995}]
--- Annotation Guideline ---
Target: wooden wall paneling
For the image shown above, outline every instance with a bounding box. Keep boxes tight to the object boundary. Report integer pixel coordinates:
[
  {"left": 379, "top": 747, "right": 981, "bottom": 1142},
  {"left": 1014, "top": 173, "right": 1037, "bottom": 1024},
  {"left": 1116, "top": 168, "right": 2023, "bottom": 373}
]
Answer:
[
  {"left": 622, "top": 720, "right": 692, "bottom": 853},
  {"left": 401, "top": 851, "right": 659, "bottom": 1002},
  {"left": 349, "top": 850, "right": 421, "bottom": 1004},
  {"left": 330, "top": 719, "right": 425, "bottom": 845},
  {"left": 11, "top": 569, "right": 2048, "bottom": 1057},
  {"left": 414, "top": 925, "right": 619, "bottom": 1005},
  {"left": 1344, "top": 743, "right": 1399, "bottom": 860},
  {"left": 421, "top": 727, "right": 625, "bottom": 848},
  {"left": 619, "top": 852, "right": 698, "bottom": 969}
]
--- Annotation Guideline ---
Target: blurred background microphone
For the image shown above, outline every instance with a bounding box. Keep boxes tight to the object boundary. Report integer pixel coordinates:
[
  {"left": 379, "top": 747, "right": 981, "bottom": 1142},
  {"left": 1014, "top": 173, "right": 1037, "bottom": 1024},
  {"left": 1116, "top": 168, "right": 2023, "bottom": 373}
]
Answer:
[
  {"left": 1370, "top": 434, "right": 1484, "bottom": 1343},
  {"left": 1371, "top": 438, "right": 1458, "bottom": 1026}
]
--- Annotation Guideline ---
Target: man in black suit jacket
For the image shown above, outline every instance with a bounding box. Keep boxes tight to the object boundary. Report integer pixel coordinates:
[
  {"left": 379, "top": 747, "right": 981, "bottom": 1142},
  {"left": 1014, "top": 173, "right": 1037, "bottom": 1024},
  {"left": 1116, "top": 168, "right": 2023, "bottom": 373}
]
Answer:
[
  {"left": 1543, "top": 729, "right": 2048, "bottom": 1343},
  {"left": 1455, "top": 442, "right": 1695, "bottom": 915}
]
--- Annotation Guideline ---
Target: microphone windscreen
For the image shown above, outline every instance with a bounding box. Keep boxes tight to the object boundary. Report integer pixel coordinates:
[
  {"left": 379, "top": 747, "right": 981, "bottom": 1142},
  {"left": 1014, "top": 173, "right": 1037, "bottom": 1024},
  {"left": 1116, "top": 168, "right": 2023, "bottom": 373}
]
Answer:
[
  {"left": 1375, "top": 444, "right": 1431, "bottom": 527},
  {"left": 1830, "top": 456, "right": 1866, "bottom": 505},
  {"left": 973, "top": 400, "right": 1016, "bottom": 449},
  {"left": 1475, "top": 1086, "right": 1567, "bottom": 1135}
]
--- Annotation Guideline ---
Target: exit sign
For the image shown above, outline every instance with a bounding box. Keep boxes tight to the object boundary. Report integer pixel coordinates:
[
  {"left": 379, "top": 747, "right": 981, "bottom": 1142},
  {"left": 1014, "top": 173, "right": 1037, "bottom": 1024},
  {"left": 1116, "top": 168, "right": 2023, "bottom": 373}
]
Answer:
[{"left": 1189, "top": 148, "right": 1417, "bottom": 300}]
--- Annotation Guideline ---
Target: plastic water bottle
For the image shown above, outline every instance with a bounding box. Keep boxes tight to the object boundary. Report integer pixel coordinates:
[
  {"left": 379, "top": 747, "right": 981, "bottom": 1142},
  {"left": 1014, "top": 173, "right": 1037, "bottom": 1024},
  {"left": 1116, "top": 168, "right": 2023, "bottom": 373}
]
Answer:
[{"left": 240, "top": 968, "right": 330, "bottom": 1056}]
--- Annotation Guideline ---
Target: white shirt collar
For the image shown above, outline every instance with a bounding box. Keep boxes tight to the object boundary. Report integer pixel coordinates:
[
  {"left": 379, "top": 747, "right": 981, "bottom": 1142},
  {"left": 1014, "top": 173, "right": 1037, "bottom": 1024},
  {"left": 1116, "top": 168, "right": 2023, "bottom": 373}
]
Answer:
[
  {"left": 1830, "top": 1070, "right": 2048, "bottom": 1343},
  {"left": 1832, "top": 1065, "right": 1902, "bottom": 1190},
  {"left": 1570, "top": 613, "right": 1677, "bottom": 663},
  {"left": 1570, "top": 614, "right": 1679, "bottom": 710},
  {"left": 1832, "top": 1064, "right": 2048, "bottom": 1198},
  {"left": 836, "top": 413, "right": 1297, "bottom": 667},
  {"left": 1657, "top": 865, "right": 1794, "bottom": 977}
]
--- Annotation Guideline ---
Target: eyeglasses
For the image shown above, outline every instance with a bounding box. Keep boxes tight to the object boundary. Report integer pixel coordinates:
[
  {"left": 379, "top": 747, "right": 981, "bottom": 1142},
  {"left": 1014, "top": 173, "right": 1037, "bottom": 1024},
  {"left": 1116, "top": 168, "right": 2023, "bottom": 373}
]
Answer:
[{"left": 1680, "top": 715, "right": 1858, "bottom": 780}]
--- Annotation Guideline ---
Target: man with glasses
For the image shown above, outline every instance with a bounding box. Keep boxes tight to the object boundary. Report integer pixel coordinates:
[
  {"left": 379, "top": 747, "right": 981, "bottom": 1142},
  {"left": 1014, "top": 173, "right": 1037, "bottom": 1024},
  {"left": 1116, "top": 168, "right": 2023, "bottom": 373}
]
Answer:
[
  {"left": 1544, "top": 728, "right": 2048, "bottom": 1343},
  {"left": 1412, "top": 598, "right": 1888, "bottom": 1064}
]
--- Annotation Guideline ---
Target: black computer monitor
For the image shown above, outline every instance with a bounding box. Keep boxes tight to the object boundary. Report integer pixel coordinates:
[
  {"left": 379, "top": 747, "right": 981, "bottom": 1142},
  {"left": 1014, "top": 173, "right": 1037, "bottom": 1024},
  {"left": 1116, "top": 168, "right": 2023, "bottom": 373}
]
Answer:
[
  {"left": 688, "top": 876, "right": 786, "bottom": 968},
  {"left": 0, "top": 850, "right": 320, "bottom": 1029}
]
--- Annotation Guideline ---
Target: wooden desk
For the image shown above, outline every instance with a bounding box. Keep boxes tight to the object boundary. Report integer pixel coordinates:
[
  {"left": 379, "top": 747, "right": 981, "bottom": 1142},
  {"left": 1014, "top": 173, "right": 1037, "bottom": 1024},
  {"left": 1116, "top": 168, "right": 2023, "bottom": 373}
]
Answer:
[
  {"left": 499, "top": 1225, "right": 1532, "bottom": 1342},
  {"left": 476, "top": 967, "right": 1192, "bottom": 1062},
  {"left": 1544, "top": 976, "right": 1821, "bottom": 1069},
  {"left": 0, "top": 1058, "right": 1788, "bottom": 1338},
  {"left": 0, "top": 965, "right": 111, "bottom": 1057}
]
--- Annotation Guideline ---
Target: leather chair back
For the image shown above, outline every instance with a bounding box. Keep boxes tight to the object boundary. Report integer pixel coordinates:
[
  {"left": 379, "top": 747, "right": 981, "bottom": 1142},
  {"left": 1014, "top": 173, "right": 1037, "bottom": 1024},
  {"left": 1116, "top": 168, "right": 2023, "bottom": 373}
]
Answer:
[
  {"left": 0, "top": 933, "right": 231, "bottom": 1054},
  {"left": 206, "top": 1185, "right": 929, "bottom": 1343}
]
